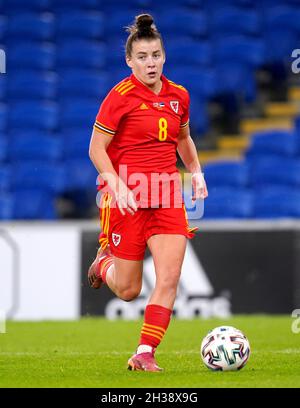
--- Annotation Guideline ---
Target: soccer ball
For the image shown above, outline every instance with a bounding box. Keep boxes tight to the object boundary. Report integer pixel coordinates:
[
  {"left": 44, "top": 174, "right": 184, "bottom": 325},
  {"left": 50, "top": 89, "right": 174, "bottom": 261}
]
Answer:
[{"left": 200, "top": 326, "right": 250, "bottom": 371}]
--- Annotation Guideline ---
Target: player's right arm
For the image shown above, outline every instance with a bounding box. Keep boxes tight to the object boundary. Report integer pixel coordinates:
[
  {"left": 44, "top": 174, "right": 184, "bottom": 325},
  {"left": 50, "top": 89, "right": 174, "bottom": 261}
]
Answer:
[
  {"left": 89, "top": 85, "right": 137, "bottom": 215},
  {"left": 89, "top": 128, "right": 137, "bottom": 216}
]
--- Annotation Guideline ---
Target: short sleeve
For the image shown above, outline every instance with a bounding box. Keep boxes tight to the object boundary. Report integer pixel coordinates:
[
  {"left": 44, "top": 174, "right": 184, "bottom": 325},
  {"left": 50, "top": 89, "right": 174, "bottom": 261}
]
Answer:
[
  {"left": 93, "top": 88, "right": 128, "bottom": 137},
  {"left": 180, "top": 90, "right": 190, "bottom": 129}
]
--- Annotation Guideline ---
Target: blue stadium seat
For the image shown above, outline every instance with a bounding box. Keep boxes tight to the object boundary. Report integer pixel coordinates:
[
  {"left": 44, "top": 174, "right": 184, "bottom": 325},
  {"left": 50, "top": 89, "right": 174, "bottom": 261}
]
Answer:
[
  {"left": 104, "top": 10, "right": 139, "bottom": 35},
  {"left": 57, "top": 12, "right": 105, "bottom": 39},
  {"left": 0, "top": 75, "right": 7, "bottom": 100},
  {"left": 189, "top": 97, "right": 209, "bottom": 135},
  {"left": 62, "top": 129, "right": 90, "bottom": 159},
  {"left": 8, "top": 43, "right": 55, "bottom": 70},
  {"left": 215, "top": 63, "right": 257, "bottom": 102},
  {"left": 203, "top": 161, "right": 249, "bottom": 187},
  {"left": 213, "top": 36, "right": 266, "bottom": 68},
  {"left": 169, "top": 67, "right": 218, "bottom": 99},
  {"left": 7, "top": 71, "right": 57, "bottom": 100},
  {"left": 264, "top": 29, "right": 297, "bottom": 63},
  {"left": 8, "top": 102, "right": 58, "bottom": 131},
  {"left": 253, "top": 187, "right": 300, "bottom": 218},
  {"left": 12, "top": 189, "right": 57, "bottom": 220},
  {"left": 210, "top": 7, "right": 261, "bottom": 37},
  {"left": 203, "top": 187, "right": 254, "bottom": 219},
  {"left": 58, "top": 69, "right": 110, "bottom": 99},
  {"left": 60, "top": 99, "right": 98, "bottom": 129},
  {"left": 0, "top": 136, "right": 7, "bottom": 161},
  {"left": 3, "top": 0, "right": 51, "bottom": 12},
  {"left": 57, "top": 40, "right": 107, "bottom": 69},
  {"left": 265, "top": 6, "right": 300, "bottom": 32},
  {"left": 248, "top": 156, "right": 300, "bottom": 187},
  {"left": 0, "top": 165, "right": 10, "bottom": 191},
  {"left": 12, "top": 161, "right": 66, "bottom": 193},
  {"left": 158, "top": 9, "right": 207, "bottom": 37},
  {"left": 9, "top": 134, "right": 63, "bottom": 161},
  {"left": 64, "top": 158, "right": 98, "bottom": 191},
  {"left": 165, "top": 40, "right": 212, "bottom": 66},
  {"left": 246, "top": 130, "right": 298, "bottom": 157},
  {"left": 0, "top": 103, "right": 7, "bottom": 132},
  {"left": 52, "top": 0, "right": 100, "bottom": 10},
  {"left": 0, "top": 15, "right": 7, "bottom": 41},
  {"left": 7, "top": 13, "right": 55, "bottom": 41},
  {"left": 0, "top": 194, "right": 13, "bottom": 220}
]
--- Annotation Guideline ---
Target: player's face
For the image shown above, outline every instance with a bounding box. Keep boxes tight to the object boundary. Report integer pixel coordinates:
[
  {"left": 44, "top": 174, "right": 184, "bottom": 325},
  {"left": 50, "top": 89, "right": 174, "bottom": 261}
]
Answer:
[{"left": 126, "top": 39, "right": 165, "bottom": 91}]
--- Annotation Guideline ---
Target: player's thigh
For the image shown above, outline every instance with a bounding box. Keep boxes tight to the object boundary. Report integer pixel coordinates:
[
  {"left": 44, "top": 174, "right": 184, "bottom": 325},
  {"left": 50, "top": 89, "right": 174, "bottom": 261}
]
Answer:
[
  {"left": 113, "top": 256, "right": 143, "bottom": 292},
  {"left": 147, "top": 234, "right": 186, "bottom": 284}
]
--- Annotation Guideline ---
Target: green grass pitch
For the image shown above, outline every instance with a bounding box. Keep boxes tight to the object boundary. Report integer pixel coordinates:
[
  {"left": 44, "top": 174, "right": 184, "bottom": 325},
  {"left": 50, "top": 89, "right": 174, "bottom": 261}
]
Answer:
[{"left": 0, "top": 316, "right": 299, "bottom": 388}]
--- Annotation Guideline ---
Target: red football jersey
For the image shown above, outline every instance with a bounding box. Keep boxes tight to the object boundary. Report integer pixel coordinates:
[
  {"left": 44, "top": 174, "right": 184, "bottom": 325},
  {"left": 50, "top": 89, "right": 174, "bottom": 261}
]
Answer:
[{"left": 94, "top": 73, "right": 190, "bottom": 207}]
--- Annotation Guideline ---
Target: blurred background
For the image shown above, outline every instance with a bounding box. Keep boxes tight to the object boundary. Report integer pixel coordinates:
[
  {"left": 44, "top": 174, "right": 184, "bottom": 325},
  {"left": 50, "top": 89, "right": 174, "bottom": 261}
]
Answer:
[{"left": 1, "top": 0, "right": 300, "bottom": 321}]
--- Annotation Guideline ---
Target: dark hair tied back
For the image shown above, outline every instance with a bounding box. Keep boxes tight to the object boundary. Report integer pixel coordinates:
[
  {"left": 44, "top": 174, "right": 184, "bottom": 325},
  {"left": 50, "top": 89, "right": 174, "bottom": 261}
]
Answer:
[
  {"left": 135, "top": 14, "right": 155, "bottom": 36},
  {"left": 125, "top": 13, "right": 164, "bottom": 57}
]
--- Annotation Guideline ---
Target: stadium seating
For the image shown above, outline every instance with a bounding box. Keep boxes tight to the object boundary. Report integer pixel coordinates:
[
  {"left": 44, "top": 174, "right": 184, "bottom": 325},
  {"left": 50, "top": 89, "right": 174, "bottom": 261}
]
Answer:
[
  {"left": 0, "top": 103, "right": 7, "bottom": 132},
  {"left": 8, "top": 102, "right": 58, "bottom": 131},
  {"left": 8, "top": 43, "right": 56, "bottom": 70},
  {"left": 7, "top": 13, "right": 55, "bottom": 41},
  {"left": 203, "top": 187, "right": 254, "bottom": 219},
  {"left": 12, "top": 161, "right": 66, "bottom": 193},
  {"left": 60, "top": 99, "right": 98, "bottom": 129},
  {"left": 62, "top": 129, "right": 90, "bottom": 159},
  {"left": 0, "top": 165, "right": 10, "bottom": 191},
  {"left": 64, "top": 159, "right": 98, "bottom": 191},
  {"left": 7, "top": 71, "right": 57, "bottom": 100},
  {"left": 8, "top": 133, "right": 63, "bottom": 161},
  {"left": 1, "top": 0, "right": 300, "bottom": 220},
  {"left": 56, "top": 12, "right": 105, "bottom": 39},
  {"left": 203, "top": 161, "right": 249, "bottom": 187},
  {"left": 12, "top": 189, "right": 57, "bottom": 219},
  {"left": 58, "top": 69, "right": 110, "bottom": 99},
  {"left": 246, "top": 130, "right": 299, "bottom": 157},
  {"left": 57, "top": 40, "right": 107, "bottom": 69},
  {"left": 253, "top": 187, "right": 300, "bottom": 218},
  {"left": 0, "top": 194, "right": 13, "bottom": 220},
  {"left": 0, "top": 136, "right": 7, "bottom": 161},
  {"left": 3, "top": 0, "right": 51, "bottom": 12},
  {"left": 248, "top": 156, "right": 300, "bottom": 187},
  {"left": 210, "top": 8, "right": 261, "bottom": 37}
]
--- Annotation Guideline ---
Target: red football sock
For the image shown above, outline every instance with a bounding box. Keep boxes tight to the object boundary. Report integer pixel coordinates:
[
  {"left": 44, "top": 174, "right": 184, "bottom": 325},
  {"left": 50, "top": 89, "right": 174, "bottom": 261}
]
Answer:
[
  {"left": 97, "top": 255, "right": 113, "bottom": 285},
  {"left": 139, "top": 304, "right": 172, "bottom": 349}
]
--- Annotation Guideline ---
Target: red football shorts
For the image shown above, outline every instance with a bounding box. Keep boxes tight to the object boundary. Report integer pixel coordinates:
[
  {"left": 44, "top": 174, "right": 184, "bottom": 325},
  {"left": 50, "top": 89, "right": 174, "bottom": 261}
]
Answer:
[{"left": 98, "top": 193, "right": 198, "bottom": 260}]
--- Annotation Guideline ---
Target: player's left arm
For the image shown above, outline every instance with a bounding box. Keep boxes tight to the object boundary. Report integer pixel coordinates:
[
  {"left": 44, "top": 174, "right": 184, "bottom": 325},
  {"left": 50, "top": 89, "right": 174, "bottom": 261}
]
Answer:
[{"left": 177, "top": 125, "right": 208, "bottom": 200}]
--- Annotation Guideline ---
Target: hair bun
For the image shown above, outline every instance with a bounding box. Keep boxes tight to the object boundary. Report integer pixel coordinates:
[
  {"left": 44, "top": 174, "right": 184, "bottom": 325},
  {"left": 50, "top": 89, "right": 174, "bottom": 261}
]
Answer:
[{"left": 135, "top": 14, "right": 155, "bottom": 35}]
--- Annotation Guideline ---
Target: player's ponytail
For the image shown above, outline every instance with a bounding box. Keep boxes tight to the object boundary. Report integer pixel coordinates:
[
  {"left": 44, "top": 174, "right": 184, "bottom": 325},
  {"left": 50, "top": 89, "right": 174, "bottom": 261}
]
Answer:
[{"left": 125, "top": 14, "right": 164, "bottom": 57}]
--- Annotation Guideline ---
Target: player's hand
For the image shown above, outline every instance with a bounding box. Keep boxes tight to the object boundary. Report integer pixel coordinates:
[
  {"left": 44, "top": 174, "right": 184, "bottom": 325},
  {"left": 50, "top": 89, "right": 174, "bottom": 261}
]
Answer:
[
  {"left": 191, "top": 172, "right": 208, "bottom": 201},
  {"left": 115, "top": 185, "right": 138, "bottom": 216}
]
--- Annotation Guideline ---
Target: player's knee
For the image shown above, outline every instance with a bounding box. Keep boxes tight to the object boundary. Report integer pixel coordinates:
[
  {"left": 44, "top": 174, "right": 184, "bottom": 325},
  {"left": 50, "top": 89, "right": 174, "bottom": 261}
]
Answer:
[{"left": 118, "top": 287, "right": 141, "bottom": 302}]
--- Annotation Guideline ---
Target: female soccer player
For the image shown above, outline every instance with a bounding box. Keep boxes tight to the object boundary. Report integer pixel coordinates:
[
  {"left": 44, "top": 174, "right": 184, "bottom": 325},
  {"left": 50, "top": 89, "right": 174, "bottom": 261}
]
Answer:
[{"left": 88, "top": 14, "right": 208, "bottom": 372}]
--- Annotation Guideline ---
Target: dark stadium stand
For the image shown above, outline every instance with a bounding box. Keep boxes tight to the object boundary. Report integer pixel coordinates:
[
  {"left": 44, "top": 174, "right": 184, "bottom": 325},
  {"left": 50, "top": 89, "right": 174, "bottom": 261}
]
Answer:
[{"left": 1, "top": 0, "right": 300, "bottom": 219}]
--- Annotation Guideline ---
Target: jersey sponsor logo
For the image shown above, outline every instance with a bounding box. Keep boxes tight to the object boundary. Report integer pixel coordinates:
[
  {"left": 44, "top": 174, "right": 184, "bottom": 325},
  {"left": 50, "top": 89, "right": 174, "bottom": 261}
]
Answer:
[
  {"left": 104, "top": 243, "right": 232, "bottom": 320},
  {"left": 139, "top": 103, "right": 149, "bottom": 110},
  {"left": 170, "top": 100, "right": 179, "bottom": 113},
  {"left": 153, "top": 102, "right": 165, "bottom": 110},
  {"left": 112, "top": 233, "right": 121, "bottom": 247}
]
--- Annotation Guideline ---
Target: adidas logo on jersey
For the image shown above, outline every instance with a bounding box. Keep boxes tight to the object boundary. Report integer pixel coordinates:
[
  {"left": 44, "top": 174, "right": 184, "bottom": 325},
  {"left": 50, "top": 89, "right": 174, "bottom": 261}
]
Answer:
[{"left": 139, "top": 103, "right": 149, "bottom": 110}]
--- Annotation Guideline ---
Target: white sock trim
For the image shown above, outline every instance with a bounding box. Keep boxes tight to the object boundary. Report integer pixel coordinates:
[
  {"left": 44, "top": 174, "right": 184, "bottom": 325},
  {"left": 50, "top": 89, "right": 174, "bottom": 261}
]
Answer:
[{"left": 136, "top": 344, "right": 153, "bottom": 354}]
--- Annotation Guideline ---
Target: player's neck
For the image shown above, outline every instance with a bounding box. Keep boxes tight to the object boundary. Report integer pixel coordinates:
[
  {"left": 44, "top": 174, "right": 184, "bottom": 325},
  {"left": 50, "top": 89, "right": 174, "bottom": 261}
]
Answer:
[
  {"left": 147, "top": 79, "right": 163, "bottom": 95},
  {"left": 134, "top": 75, "right": 162, "bottom": 95}
]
